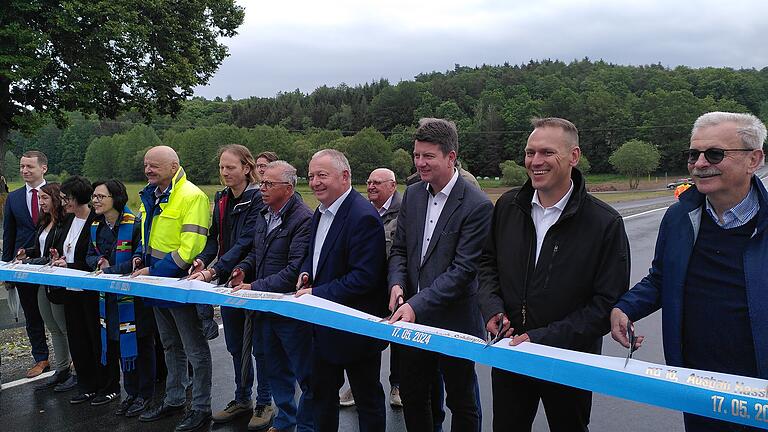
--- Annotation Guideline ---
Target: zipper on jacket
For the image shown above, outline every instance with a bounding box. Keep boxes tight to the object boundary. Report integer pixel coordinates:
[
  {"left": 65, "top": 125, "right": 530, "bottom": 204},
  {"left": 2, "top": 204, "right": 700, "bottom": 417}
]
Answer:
[
  {"left": 521, "top": 225, "right": 534, "bottom": 329},
  {"left": 541, "top": 243, "right": 559, "bottom": 291}
]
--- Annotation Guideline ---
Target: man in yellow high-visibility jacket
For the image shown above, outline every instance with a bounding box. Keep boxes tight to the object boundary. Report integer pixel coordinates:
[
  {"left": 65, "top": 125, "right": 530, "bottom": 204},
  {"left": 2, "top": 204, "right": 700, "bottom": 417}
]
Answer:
[{"left": 132, "top": 146, "right": 213, "bottom": 432}]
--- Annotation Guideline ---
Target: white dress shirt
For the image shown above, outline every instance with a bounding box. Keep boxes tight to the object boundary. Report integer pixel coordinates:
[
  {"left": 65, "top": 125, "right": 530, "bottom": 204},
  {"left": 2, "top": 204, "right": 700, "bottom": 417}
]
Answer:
[
  {"left": 531, "top": 181, "right": 574, "bottom": 264},
  {"left": 421, "top": 169, "right": 459, "bottom": 266},
  {"left": 374, "top": 194, "right": 394, "bottom": 217},
  {"left": 25, "top": 180, "right": 46, "bottom": 216},
  {"left": 312, "top": 187, "right": 352, "bottom": 278}
]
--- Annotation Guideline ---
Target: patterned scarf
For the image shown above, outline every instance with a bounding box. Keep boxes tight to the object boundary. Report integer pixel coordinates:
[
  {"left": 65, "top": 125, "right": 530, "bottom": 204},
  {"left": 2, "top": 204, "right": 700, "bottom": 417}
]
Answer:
[{"left": 92, "top": 207, "right": 138, "bottom": 371}]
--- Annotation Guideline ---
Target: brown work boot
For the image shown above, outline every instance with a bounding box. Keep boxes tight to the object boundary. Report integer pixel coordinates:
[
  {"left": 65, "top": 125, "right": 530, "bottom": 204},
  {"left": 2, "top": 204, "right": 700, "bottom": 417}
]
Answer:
[
  {"left": 248, "top": 404, "right": 275, "bottom": 430},
  {"left": 26, "top": 360, "right": 50, "bottom": 378}
]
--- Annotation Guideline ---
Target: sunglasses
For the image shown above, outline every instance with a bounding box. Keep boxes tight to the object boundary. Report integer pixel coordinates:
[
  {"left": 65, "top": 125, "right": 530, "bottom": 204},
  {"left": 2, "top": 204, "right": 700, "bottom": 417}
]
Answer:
[{"left": 683, "top": 148, "right": 754, "bottom": 165}]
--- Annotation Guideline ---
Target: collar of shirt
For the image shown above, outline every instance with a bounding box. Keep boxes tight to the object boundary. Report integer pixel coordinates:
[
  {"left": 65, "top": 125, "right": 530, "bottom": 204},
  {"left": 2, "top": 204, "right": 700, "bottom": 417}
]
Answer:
[
  {"left": 426, "top": 168, "right": 459, "bottom": 198},
  {"left": 319, "top": 186, "right": 353, "bottom": 217},
  {"left": 264, "top": 200, "right": 290, "bottom": 221},
  {"left": 374, "top": 194, "right": 394, "bottom": 216},
  {"left": 531, "top": 180, "right": 574, "bottom": 212},
  {"left": 26, "top": 179, "right": 46, "bottom": 194},
  {"left": 705, "top": 185, "right": 759, "bottom": 229}
]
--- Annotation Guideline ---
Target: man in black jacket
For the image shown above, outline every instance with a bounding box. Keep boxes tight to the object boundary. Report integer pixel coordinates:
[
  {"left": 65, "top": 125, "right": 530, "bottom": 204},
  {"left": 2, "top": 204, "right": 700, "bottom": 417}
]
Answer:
[{"left": 478, "top": 117, "right": 630, "bottom": 432}]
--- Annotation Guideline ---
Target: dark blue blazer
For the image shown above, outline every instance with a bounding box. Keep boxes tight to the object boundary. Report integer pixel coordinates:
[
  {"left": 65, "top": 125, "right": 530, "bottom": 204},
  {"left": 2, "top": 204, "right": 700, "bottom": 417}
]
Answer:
[
  {"left": 300, "top": 189, "right": 388, "bottom": 364},
  {"left": 3, "top": 186, "right": 37, "bottom": 262}
]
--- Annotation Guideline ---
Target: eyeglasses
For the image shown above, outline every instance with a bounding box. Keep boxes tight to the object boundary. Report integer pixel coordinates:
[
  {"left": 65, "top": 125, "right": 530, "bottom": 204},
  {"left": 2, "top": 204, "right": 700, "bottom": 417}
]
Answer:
[
  {"left": 366, "top": 180, "right": 395, "bottom": 186},
  {"left": 91, "top": 194, "right": 112, "bottom": 202},
  {"left": 256, "top": 164, "right": 268, "bottom": 169},
  {"left": 259, "top": 181, "right": 290, "bottom": 189},
  {"left": 684, "top": 148, "right": 755, "bottom": 165}
]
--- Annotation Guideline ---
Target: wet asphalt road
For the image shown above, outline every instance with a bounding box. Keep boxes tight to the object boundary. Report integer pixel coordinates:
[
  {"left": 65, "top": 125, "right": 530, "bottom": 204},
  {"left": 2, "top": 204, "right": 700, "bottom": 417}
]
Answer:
[{"left": 6, "top": 179, "right": 760, "bottom": 431}]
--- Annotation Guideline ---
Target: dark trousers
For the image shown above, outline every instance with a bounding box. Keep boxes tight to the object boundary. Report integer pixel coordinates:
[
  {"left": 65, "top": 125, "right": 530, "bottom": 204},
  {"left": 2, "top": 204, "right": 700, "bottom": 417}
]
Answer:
[
  {"left": 64, "top": 291, "right": 104, "bottom": 393},
  {"left": 221, "top": 306, "right": 271, "bottom": 405},
  {"left": 17, "top": 283, "right": 48, "bottom": 362},
  {"left": 491, "top": 367, "right": 592, "bottom": 432},
  {"left": 389, "top": 343, "right": 400, "bottom": 386},
  {"left": 684, "top": 413, "right": 764, "bottom": 431},
  {"left": 116, "top": 335, "right": 156, "bottom": 399},
  {"left": 263, "top": 316, "right": 313, "bottom": 431},
  {"left": 312, "top": 353, "right": 385, "bottom": 432},
  {"left": 399, "top": 346, "right": 480, "bottom": 432}
]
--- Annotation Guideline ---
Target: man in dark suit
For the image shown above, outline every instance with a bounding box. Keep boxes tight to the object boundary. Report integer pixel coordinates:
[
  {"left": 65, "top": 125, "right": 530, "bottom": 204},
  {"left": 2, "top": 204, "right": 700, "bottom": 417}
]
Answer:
[
  {"left": 295, "top": 149, "right": 387, "bottom": 432},
  {"left": 2, "top": 150, "right": 50, "bottom": 378},
  {"left": 388, "top": 118, "right": 493, "bottom": 432}
]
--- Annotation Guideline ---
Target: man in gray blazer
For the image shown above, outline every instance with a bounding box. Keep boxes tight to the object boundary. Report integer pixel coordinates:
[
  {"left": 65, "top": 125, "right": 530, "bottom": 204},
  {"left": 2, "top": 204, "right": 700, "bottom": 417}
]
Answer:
[{"left": 388, "top": 118, "right": 493, "bottom": 432}]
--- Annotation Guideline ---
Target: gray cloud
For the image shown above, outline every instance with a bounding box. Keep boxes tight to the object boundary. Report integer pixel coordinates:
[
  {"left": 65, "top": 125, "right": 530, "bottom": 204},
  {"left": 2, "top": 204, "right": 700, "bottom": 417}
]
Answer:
[{"left": 194, "top": 0, "right": 768, "bottom": 99}]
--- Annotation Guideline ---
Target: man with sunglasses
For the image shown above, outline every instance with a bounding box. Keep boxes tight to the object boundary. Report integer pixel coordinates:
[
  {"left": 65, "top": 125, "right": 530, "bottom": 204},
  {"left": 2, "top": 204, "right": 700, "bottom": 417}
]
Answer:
[{"left": 610, "top": 112, "right": 768, "bottom": 432}]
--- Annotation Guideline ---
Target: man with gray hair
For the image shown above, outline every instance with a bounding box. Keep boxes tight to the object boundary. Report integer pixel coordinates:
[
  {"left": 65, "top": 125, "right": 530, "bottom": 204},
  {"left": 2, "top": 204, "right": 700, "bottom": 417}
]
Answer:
[
  {"left": 229, "top": 160, "right": 315, "bottom": 432},
  {"left": 296, "top": 149, "right": 388, "bottom": 431},
  {"left": 611, "top": 112, "right": 768, "bottom": 432}
]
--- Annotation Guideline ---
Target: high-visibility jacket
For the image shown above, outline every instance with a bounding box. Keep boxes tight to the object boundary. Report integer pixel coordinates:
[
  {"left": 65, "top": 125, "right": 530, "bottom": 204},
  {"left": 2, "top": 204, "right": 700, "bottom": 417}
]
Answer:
[{"left": 138, "top": 167, "right": 210, "bottom": 279}]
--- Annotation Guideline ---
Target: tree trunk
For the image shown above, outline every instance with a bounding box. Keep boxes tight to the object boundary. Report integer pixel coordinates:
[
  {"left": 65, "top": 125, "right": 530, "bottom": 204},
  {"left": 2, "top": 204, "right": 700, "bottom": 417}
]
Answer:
[{"left": 0, "top": 75, "right": 10, "bottom": 189}]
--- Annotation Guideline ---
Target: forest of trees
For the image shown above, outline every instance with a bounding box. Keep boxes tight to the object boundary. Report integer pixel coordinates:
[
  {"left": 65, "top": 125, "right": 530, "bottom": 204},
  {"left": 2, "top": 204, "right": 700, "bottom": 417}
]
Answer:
[{"left": 8, "top": 59, "right": 768, "bottom": 184}]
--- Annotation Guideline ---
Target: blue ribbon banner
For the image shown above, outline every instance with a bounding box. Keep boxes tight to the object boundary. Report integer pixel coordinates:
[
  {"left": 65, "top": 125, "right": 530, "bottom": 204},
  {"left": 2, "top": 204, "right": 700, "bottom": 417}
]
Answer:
[{"left": 2, "top": 263, "right": 767, "bottom": 429}]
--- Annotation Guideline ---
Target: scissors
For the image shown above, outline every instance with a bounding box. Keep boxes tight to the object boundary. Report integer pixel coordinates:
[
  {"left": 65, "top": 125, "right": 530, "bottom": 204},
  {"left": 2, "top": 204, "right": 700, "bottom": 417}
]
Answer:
[
  {"left": 624, "top": 323, "right": 637, "bottom": 368},
  {"left": 380, "top": 294, "right": 405, "bottom": 322},
  {"left": 215, "top": 273, "right": 236, "bottom": 288},
  {"left": 485, "top": 313, "right": 508, "bottom": 348}
]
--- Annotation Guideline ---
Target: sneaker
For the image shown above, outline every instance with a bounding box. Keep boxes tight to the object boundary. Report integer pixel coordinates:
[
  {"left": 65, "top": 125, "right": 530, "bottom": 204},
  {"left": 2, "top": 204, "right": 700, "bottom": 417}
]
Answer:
[
  {"left": 390, "top": 385, "right": 403, "bottom": 408},
  {"left": 125, "top": 397, "right": 149, "bottom": 417},
  {"left": 248, "top": 404, "right": 275, "bottom": 431},
  {"left": 339, "top": 387, "right": 355, "bottom": 407},
  {"left": 91, "top": 391, "right": 119, "bottom": 406},
  {"left": 70, "top": 392, "right": 96, "bottom": 404},
  {"left": 212, "top": 399, "right": 253, "bottom": 423},
  {"left": 54, "top": 374, "right": 78, "bottom": 392},
  {"left": 139, "top": 403, "right": 185, "bottom": 422},
  {"left": 115, "top": 395, "right": 136, "bottom": 415},
  {"left": 175, "top": 409, "right": 211, "bottom": 432}
]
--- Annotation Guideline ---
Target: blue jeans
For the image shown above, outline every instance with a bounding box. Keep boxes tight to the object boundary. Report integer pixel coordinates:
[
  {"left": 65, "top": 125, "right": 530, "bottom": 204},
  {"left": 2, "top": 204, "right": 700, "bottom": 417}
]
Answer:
[
  {"left": 221, "top": 306, "right": 271, "bottom": 405},
  {"left": 263, "top": 316, "right": 314, "bottom": 431},
  {"left": 154, "top": 305, "right": 212, "bottom": 411}
]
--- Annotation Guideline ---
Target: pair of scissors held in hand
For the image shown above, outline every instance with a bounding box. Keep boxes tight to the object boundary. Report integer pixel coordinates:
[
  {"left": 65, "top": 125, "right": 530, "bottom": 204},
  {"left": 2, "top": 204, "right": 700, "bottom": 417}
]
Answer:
[
  {"left": 380, "top": 294, "right": 405, "bottom": 322},
  {"left": 484, "top": 313, "right": 510, "bottom": 348},
  {"left": 624, "top": 323, "right": 637, "bottom": 368}
]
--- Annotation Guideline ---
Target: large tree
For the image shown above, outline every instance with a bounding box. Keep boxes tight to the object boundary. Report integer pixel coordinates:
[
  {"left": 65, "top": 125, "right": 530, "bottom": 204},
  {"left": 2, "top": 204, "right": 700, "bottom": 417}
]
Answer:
[{"left": 0, "top": 0, "right": 244, "bottom": 180}]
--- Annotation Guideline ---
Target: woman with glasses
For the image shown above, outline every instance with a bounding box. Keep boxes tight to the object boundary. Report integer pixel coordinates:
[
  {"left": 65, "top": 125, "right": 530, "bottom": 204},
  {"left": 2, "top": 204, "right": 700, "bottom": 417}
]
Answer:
[
  {"left": 187, "top": 144, "right": 275, "bottom": 429},
  {"left": 85, "top": 179, "right": 156, "bottom": 417},
  {"left": 50, "top": 176, "right": 103, "bottom": 405},
  {"left": 14, "top": 182, "right": 77, "bottom": 392}
]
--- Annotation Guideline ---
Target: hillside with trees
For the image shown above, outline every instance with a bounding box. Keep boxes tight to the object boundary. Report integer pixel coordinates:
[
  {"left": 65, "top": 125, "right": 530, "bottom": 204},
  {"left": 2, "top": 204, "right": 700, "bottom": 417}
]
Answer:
[{"left": 8, "top": 59, "right": 768, "bottom": 183}]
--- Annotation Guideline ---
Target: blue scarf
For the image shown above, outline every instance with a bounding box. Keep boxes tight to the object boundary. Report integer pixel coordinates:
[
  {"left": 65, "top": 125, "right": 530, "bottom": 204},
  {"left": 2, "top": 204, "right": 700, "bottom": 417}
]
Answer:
[{"left": 92, "top": 207, "right": 138, "bottom": 372}]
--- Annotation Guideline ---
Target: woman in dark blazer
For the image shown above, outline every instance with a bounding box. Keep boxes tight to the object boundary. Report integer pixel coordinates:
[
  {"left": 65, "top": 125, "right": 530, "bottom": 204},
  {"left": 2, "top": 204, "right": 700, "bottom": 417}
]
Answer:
[{"left": 51, "top": 176, "right": 104, "bottom": 405}]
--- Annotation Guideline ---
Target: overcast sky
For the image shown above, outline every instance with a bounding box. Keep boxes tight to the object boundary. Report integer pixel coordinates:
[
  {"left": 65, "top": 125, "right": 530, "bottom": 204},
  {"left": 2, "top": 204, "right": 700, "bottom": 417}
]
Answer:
[{"left": 193, "top": 0, "right": 768, "bottom": 99}]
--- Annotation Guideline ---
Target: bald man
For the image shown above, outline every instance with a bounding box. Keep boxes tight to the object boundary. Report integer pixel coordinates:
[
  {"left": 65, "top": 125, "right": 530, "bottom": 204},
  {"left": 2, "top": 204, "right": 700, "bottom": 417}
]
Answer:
[
  {"left": 367, "top": 168, "right": 401, "bottom": 256},
  {"left": 134, "top": 146, "right": 214, "bottom": 431}
]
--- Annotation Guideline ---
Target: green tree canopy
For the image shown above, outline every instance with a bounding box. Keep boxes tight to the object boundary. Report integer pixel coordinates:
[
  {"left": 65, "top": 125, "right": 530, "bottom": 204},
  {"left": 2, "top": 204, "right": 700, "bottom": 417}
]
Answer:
[
  {"left": 609, "top": 139, "right": 661, "bottom": 189},
  {"left": 1, "top": 0, "right": 244, "bottom": 181},
  {"left": 499, "top": 160, "right": 528, "bottom": 187}
]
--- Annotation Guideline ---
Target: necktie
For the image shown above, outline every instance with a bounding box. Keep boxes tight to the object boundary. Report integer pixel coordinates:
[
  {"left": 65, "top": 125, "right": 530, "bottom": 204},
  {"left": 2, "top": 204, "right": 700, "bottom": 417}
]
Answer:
[{"left": 31, "top": 188, "right": 39, "bottom": 225}]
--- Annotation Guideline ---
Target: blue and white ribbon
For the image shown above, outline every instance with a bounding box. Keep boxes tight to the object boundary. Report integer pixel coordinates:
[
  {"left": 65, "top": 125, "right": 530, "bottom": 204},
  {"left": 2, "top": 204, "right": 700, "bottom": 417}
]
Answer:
[{"left": 2, "top": 263, "right": 767, "bottom": 429}]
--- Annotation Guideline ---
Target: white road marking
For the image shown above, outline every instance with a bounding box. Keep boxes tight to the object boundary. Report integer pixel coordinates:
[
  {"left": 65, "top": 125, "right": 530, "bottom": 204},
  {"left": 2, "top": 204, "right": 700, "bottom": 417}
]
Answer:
[{"left": 623, "top": 207, "right": 668, "bottom": 220}]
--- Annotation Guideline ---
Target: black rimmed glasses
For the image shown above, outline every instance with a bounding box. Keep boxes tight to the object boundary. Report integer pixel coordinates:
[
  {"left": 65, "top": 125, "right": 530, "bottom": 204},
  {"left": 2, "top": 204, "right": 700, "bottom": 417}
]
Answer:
[
  {"left": 91, "top": 194, "right": 112, "bottom": 202},
  {"left": 684, "top": 148, "right": 755, "bottom": 165},
  {"left": 259, "top": 180, "right": 290, "bottom": 189}
]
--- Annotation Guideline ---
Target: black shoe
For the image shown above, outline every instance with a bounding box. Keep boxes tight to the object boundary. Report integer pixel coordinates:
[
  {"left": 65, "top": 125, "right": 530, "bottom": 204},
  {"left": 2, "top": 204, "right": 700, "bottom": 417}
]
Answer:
[
  {"left": 91, "top": 391, "right": 119, "bottom": 406},
  {"left": 125, "top": 397, "right": 149, "bottom": 417},
  {"left": 70, "top": 392, "right": 96, "bottom": 404},
  {"left": 115, "top": 395, "right": 136, "bottom": 415},
  {"left": 54, "top": 374, "right": 77, "bottom": 392},
  {"left": 139, "top": 403, "right": 185, "bottom": 422},
  {"left": 175, "top": 409, "right": 211, "bottom": 432},
  {"left": 34, "top": 370, "right": 70, "bottom": 391}
]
